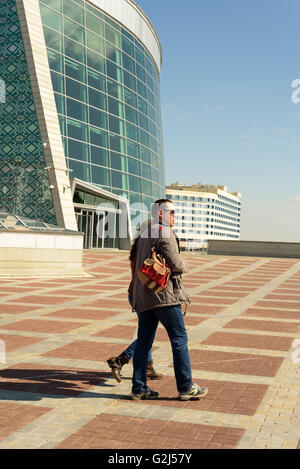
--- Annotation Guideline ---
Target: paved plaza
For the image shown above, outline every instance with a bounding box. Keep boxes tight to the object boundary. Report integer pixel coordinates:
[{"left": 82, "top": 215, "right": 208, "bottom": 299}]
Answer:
[{"left": 0, "top": 251, "right": 299, "bottom": 449}]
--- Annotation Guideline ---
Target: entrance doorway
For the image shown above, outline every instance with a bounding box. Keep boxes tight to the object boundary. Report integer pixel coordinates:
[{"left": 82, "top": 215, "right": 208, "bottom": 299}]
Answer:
[{"left": 75, "top": 208, "right": 119, "bottom": 249}]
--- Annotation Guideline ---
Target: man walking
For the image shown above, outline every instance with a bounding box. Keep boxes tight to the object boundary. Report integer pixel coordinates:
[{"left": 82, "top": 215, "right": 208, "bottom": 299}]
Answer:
[{"left": 131, "top": 199, "right": 208, "bottom": 400}]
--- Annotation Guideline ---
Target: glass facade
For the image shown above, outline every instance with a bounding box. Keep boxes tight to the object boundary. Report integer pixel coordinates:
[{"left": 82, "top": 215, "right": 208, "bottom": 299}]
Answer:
[
  {"left": 39, "top": 0, "right": 165, "bottom": 221},
  {"left": 0, "top": 0, "right": 56, "bottom": 223}
]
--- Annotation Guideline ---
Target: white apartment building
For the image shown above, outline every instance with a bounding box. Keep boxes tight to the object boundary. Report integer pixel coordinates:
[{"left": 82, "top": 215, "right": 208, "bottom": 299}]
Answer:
[{"left": 166, "top": 182, "right": 241, "bottom": 251}]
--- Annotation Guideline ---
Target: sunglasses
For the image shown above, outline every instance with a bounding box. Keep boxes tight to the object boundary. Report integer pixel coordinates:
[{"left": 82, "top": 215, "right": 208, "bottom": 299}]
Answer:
[{"left": 161, "top": 209, "right": 175, "bottom": 216}]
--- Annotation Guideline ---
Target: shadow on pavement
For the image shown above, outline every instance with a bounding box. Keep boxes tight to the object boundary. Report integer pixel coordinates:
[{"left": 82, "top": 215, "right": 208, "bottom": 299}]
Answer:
[{"left": 0, "top": 368, "right": 126, "bottom": 401}]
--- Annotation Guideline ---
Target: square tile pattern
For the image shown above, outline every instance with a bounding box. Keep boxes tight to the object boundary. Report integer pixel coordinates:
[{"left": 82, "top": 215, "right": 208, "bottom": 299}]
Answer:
[
  {"left": 56, "top": 413, "right": 245, "bottom": 449},
  {"left": 0, "top": 251, "right": 299, "bottom": 449}
]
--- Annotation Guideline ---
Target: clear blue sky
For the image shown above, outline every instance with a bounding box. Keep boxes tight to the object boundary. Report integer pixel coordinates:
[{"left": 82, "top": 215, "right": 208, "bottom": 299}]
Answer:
[{"left": 137, "top": 0, "right": 300, "bottom": 242}]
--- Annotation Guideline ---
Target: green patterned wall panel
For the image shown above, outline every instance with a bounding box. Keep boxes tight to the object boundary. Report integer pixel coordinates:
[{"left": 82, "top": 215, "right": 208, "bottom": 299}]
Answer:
[{"left": 0, "top": 0, "right": 56, "bottom": 223}]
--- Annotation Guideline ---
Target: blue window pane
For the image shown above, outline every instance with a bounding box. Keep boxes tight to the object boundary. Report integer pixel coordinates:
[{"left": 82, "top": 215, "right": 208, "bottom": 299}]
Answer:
[
  {"left": 111, "top": 170, "right": 128, "bottom": 189},
  {"left": 140, "top": 146, "right": 150, "bottom": 163},
  {"left": 109, "top": 115, "right": 125, "bottom": 136},
  {"left": 121, "top": 36, "right": 134, "bottom": 57},
  {"left": 67, "top": 138, "right": 89, "bottom": 162},
  {"left": 44, "top": 0, "right": 62, "bottom": 12},
  {"left": 137, "top": 80, "right": 147, "bottom": 99},
  {"left": 121, "top": 27, "right": 134, "bottom": 42},
  {"left": 106, "top": 60, "right": 122, "bottom": 82},
  {"left": 124, "top": 88, "right": 137, "bottom": 107},
  {"left": 137, "top": 96, "right": 147, "bottom": 114},
  {"left": 40, "top": 5, "right": 62, "bottom": 32},
  {"left": 88, "top": 88, "right": 106, "bottom": 110},
  {"left": 87, "top": 49, "right": 105, "bottom": 73},
  {"left": 109, "top": 134, "right": 125, "bottom": 153},
  {"left": 128, "top": 175, "right": 141, "bottom": 193},
  {"left": 63, "top": 0, "right": 84, "bottom": 24},
  {"left": 67, "top": 118, "right": 88, "bottom": 141},
  {"left": 68, "top": 159, "right": 90, "bottom": 181},
  {"left": 87, "top": 69, "right": 106, "bottom": 92},
  {"left": 139, "top": 112, "right": 148, "bottom": 131},
  {"left": 122, "top": 53, "right": 135, "bottom": 74},
  {"left": 65, "top": 57, "right": 86, "bottom": 82},
  {"left": 110, "top": 151, "right": 127, "bottom": 171},
  {"left": 86, "top": 30, "right": 104, "bottom": 55},
  {"left": 106, "top": 43, "right": 122, "bottom": 65},
  {"left": 86, "top": 12, "right": 104, "bottom": 37},
  {"left": 123, "top": 70, "right": 136, "bottom": 91},
  {"left": 136, "top": 63, "right": 146, "bottom": 82},
  {"left": 90, "top": 127, "right": 108, "bottom": 147},
  {"left": 128, "top": 157, "right": 140, "bottom": 175},
  {"left": 47, "top": 49, "right": 63, "bottom": 74},
  {"left": 64, "top": 17, "right": 84, "bottom": 43},
  {"left": 91, "top": 165, "right": 110, "bottom": 186},
  {"left": 67, "top": 98, "right": 87, "bottom": 121},
  {"left": 135, "top": 47, "right": 145, "bottom": 67},
  {"left": 105, "top": 21, "right": 121, "bottom": 41},
  {"left": 51, "top": 71, "right": 64, "bottom": 94},
  {"left": 141, "top": 162, "right": 151, "bottom": 180},
  {"left": 125, "top": 105, "right": 137, "bottom": 124},
  {"left": 126, "top": 122, "right": 138, "bottom": 141},
  {"left": 139, "top": 129, "right": 149, "bottom": 147},
  {"left": 107, "top": 78, "right": 123, "bottom": 100},
  {"left": 55, "top": 92, "right": 65, "bottom": 114},
  {"left": 126, "top": 140, "right": 139, "bottom": 158},
  {"left": 89, "top": 107, "right": 107, "bottom": 129},
  {"left": 43, "top": 27, "right": 63, "bottom": 52},
  {"left": 91, "top": 146, "right": 109, "bottom": 166},
  {"left": 142, "top": 179, "right": 152, "bottom": 197},
  {"left": 108, "top": 96, "right": 124, "bottom": 118},
  {"left": 66, "top": 77, "right": 87, "bottom": 102}
]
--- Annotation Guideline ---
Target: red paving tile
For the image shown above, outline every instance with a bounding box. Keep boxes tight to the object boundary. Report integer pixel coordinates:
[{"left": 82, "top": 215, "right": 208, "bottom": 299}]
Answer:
[
  {"left": 45, "top": 289, "right": 108, "bottom": 297},
  {"left": 43, "top": 340, "right": 133, "bottom": 362},
  {"left": 0, "top": 333, "right": 43, "bottom": 351},
  {"left": 264, "top": 294, "right": 300, "bottom": 301},
  {"left": 201, "top": 331, "right": 294, "bottom": 351},
  {"left": 183, "top": 315, "right": 208, "bottom": 326},
  {"left": 0, "top": 402, "right": 51, "bottom": 442},
  {"left": 192, "top": 290, "right": 248, "bottom": 298},
  {"left": 45, "top": 308, "right": 121, "bottom": 321},
  {"left": 0, "top": 304, "right": 41, "bottom": 315},
  {"left": 187, "top": 304, "right": 223, "bottom": 314},
  {"left": 273, "top": 288, "right": 300, "bottom": 294},
  {"left": 223, "top": 318, "right": 300, "bottom": 333},
  {"left": 242, "top": 308, "right": 300, "bottom": 320},
  {"left": 94, "top": 324, "right": 136, "bottom": 340},
  {"left": 85, "top": 299, "right": 130, "bottom": 309},
  {"left": 1, "top": 319, "right": 87, "bottom": 334},
  {"left": 0, "top": 363, "right": 110, "bottom": 397},
  {"left": 188, "top": 349, "right": 283, "bottom": 377},
  {"left": 56, "top": 413, "right": 245, "bottom": 449},
  {"left": 0, "top": 287, "right": 34, "bottom": 293},
  {"left": 211, "top": 285, "right": 257, "bottom": 291},
  {"left": 254, "top": 300, "right": 300, "bottom": 310},
  {"left": 188, "top": 296, "right": 237, "bottom": 305},
  {"left": 123, "top": 376, "right": 268, "bottom": 416},
  {"left": 10, "top": 295, "right": 74, "bottom": 305}
]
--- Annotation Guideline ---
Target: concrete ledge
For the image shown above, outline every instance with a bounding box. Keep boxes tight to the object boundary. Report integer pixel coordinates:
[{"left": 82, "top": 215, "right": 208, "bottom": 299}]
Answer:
[
  {"left": 208, "top": 240, "right": 300, "bottom": 259},
  {"left": 0, "top": 231, "right": 87, "bottom": 277}
]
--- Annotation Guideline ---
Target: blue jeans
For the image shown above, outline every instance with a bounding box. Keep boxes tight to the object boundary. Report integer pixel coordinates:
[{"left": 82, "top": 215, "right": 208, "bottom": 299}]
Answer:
[
  {"left": 123, "top": 294, "right": 152, "bottom": 362},
  {"left": 132, "top": 304, "right": 193, "bottom": 394}
]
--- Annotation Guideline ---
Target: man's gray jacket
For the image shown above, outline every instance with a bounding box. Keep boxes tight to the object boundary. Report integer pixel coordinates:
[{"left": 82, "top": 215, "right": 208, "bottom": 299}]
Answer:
[{"left": 132, "top": 222, "right": 190, "bottom": 313}]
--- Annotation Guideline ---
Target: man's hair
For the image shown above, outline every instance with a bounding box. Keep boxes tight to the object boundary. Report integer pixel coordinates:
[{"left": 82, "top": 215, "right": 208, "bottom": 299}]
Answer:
[{"left": 151, "top": 199, "right": 173, "bottom": 218}]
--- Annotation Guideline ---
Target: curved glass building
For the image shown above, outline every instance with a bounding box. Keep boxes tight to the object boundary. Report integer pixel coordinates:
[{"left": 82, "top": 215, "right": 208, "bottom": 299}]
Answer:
[{"left": 0, "top": 0, "right": 165, "bottom": 248}]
